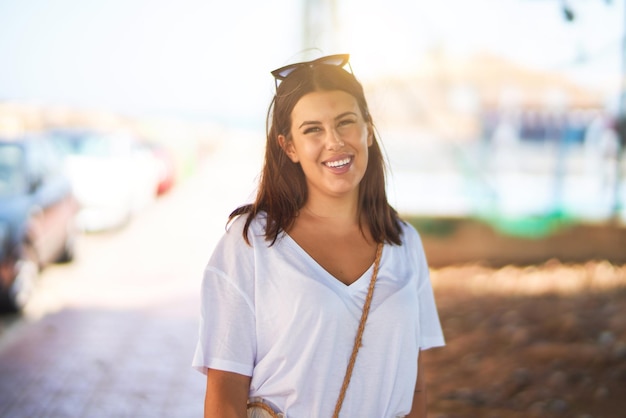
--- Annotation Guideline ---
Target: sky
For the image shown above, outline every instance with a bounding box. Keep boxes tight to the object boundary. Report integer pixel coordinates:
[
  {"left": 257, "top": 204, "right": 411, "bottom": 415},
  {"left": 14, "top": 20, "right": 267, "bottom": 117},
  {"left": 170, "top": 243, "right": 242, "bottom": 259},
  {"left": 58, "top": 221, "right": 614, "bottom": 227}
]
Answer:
[{"left": 0, "top": 0, "right": 623, "bottom": 127}]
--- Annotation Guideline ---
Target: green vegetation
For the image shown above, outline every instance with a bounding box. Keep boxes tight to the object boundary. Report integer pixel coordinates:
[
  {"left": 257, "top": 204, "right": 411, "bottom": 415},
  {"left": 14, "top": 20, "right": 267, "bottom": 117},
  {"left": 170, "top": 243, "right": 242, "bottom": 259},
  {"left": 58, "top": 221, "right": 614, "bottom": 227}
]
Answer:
[{"left": 405, "top": 211, "right": 576, "bottom": 240}]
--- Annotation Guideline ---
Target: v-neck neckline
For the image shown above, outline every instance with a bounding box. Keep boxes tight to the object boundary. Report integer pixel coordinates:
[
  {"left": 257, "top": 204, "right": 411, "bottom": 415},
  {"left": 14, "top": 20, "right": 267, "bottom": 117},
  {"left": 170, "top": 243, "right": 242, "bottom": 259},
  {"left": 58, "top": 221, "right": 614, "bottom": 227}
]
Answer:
[{"left": 282, "top": 232, "right": 382, "bottom": 293}]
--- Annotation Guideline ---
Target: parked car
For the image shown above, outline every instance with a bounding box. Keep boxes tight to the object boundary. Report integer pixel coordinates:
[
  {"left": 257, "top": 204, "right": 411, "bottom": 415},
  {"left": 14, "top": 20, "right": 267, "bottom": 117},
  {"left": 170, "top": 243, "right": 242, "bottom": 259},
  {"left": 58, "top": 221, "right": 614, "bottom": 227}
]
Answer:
[
  {"left": 48, "top": 129, "right": 162, "bottom": 232},
  {"left": 141, "top": 141, "right": 176, "bottom": 195},
  {"left": 0, "top": 135, "right": 78, "bottom": 312}
]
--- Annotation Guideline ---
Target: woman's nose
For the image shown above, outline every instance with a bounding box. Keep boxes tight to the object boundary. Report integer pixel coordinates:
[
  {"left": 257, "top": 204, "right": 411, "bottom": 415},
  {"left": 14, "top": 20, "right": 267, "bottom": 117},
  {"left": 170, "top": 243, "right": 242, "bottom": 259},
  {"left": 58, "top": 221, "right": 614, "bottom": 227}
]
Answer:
[{"left": 326, "top": 130, "right": 344, "bottom": 149}]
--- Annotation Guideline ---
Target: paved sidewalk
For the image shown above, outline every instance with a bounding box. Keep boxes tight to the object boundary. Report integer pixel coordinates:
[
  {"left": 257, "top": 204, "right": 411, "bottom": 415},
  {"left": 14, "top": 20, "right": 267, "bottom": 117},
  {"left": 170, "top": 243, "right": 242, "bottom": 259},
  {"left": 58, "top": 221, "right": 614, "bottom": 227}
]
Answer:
[{"left": 0, "top": 297, "right": 205, "bottom": 418}]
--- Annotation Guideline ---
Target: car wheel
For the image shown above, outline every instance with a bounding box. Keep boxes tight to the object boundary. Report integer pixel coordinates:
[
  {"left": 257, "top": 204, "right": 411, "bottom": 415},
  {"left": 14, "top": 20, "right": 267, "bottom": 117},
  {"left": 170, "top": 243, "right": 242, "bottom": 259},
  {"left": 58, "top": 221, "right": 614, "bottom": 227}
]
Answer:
[
  {"left": 0, "top": 245, "right": 39, "bottom": 313},
  {"left": 57, "top": 222, "right": 77, "bottom": 263}
]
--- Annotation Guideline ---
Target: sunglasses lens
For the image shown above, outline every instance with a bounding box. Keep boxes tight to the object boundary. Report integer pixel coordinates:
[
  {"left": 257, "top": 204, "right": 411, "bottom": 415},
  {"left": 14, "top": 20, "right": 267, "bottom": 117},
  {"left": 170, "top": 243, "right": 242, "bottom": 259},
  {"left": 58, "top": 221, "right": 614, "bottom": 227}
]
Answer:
[
  {"left": 273, "top": 65, "right": 298, "bottom": 80},
  {"left": 271, "top": 54, "right": 351, "bottom": 85},
  {"left": 319, "top": 55, "right": 349, "bottom": 67}
]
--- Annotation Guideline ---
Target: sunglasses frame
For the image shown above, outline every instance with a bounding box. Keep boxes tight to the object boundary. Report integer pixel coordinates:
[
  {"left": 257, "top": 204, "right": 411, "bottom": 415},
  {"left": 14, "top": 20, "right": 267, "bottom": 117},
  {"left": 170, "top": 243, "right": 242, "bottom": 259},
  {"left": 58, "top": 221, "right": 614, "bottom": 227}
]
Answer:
[{"left": 271, "top": 54, "right": 351, "bottom": 89}]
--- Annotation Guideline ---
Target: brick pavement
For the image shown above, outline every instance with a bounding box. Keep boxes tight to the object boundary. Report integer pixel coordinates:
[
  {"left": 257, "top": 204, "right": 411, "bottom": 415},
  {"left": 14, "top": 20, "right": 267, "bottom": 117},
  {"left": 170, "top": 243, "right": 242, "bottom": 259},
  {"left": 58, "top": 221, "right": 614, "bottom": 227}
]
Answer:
[{"left": 0, "top": 296, "right": 206, "bottom": 418}]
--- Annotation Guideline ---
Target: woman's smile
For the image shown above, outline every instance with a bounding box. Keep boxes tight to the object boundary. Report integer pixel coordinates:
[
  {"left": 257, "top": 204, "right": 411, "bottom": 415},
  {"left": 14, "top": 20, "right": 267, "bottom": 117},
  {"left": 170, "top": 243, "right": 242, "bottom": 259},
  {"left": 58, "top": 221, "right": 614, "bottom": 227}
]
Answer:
[{"left": 323, "top": 155, "right": 353, "bottom": 171}]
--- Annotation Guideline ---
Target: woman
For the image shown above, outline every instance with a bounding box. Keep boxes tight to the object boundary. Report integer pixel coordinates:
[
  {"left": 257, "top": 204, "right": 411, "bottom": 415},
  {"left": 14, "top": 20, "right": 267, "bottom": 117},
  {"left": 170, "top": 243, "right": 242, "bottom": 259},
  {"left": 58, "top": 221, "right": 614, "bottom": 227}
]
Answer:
[{"left": 193, "top": 54, "right": 445, "bottom": 417}]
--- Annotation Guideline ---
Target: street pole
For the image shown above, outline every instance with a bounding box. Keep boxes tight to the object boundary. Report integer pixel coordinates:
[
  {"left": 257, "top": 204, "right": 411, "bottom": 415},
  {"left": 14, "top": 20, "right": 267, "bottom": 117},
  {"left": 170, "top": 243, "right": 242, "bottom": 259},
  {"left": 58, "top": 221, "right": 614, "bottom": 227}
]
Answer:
[
  {"left": 612, "top": 0, "right": 626, "bottom": 222},
  {"left": 301, "top": 0, "right": 338, "bottom": 52}
]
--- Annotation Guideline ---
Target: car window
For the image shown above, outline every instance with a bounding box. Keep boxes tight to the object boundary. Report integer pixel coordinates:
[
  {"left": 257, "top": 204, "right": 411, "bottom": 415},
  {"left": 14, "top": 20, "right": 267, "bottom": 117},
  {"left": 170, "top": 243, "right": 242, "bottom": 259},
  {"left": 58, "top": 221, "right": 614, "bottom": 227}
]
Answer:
[
  {"left": 37, "top": 139, "right": 64, "bottom": 177},
  {"left": 0, "top": 143, "right": 27, "bottom": 196},
  {"left": 49, "top": 131, "right": 136, "bottom": 159}
]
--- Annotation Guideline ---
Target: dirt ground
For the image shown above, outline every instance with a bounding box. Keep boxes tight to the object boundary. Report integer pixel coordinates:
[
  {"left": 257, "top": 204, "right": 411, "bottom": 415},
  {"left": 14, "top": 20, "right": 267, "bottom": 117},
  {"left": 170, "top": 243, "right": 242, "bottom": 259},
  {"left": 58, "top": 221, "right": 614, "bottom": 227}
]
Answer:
[{"left": 423, "top": 260, "right": 626, "bottom": 418}]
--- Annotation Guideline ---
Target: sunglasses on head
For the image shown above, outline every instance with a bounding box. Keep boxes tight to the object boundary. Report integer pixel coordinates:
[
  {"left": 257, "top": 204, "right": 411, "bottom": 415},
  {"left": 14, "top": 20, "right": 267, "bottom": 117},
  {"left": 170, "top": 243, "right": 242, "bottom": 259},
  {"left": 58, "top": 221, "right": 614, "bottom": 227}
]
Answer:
[{"left": 271, "top": 54, "right": 351, "bottom": 89}]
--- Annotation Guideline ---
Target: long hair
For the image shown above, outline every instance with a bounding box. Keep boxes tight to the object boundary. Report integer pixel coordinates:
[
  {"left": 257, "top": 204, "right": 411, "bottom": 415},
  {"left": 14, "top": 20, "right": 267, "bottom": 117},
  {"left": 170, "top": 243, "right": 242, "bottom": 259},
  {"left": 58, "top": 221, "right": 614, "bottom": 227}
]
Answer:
[{"left": 229, "top": 62, "right": 402, "bottom": 245}]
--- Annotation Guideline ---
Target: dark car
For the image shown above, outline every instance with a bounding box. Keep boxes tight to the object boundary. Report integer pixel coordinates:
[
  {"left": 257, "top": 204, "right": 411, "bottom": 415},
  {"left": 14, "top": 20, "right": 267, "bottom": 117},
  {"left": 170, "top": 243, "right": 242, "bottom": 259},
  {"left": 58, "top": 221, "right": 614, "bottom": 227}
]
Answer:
[{"left": 0, "top": 135, "right": 78, "bottom": 312}]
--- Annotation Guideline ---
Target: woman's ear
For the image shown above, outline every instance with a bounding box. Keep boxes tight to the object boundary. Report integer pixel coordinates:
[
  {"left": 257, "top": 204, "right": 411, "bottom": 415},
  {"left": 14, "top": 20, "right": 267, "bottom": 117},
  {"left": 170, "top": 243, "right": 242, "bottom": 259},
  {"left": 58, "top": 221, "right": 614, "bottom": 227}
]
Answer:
[
  {"left": 278, "top": 134, "right": 299, "bottom": 163},
  {"left": 366, "top": 123, "right": 374, "bottom": 147}
]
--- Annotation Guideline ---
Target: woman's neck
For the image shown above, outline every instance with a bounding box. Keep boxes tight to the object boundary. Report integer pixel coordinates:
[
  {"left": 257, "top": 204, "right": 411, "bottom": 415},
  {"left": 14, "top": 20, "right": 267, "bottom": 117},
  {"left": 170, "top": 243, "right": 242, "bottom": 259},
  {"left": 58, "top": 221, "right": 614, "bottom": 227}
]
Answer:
[{"left": 301, "top": 196, "right": 360, "bottom": 225}]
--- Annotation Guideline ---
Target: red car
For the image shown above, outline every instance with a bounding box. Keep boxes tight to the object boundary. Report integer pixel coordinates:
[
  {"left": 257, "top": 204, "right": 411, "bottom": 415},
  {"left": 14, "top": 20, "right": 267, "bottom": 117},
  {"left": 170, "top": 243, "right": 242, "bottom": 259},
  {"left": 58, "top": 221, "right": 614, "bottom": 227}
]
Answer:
[{"left": 143, "top": 141, "right": 176, "bottom": 195}]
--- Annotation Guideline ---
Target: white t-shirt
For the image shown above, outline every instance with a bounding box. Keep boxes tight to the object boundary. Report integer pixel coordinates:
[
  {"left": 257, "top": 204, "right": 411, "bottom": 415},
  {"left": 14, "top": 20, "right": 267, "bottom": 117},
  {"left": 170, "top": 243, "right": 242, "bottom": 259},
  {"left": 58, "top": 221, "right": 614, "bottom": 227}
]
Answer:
[{"left": 193, "top": 213, "right": 445, "bottom": 418}]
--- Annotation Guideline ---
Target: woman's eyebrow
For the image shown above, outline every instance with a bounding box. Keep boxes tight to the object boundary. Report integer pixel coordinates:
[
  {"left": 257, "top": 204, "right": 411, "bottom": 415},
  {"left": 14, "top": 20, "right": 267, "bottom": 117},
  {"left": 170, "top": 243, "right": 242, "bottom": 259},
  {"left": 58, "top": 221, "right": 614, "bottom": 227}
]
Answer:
[
  {"left": 298, "top": 112, "right": 359, "bottom": 129},
  {"left": 335, "top": 111, "right": 358, "bottom": 120},
  {"left": 298, "top": 120, "right": 321, "bottom": 129}
]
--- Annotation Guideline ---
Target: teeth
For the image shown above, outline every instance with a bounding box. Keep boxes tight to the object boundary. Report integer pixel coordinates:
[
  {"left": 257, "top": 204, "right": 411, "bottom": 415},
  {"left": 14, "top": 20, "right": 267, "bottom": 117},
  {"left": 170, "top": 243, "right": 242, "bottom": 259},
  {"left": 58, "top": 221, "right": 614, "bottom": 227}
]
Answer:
[{"left": 325, "top": 157, "right": 351, "bottom": 168}]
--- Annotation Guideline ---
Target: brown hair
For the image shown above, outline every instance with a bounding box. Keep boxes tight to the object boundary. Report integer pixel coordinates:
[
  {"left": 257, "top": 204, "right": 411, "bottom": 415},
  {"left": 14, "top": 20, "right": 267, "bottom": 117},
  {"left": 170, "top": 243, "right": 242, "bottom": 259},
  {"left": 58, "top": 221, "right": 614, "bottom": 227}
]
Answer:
[{"left": 229, "top": 62, "right": 403, "bottom": 245}]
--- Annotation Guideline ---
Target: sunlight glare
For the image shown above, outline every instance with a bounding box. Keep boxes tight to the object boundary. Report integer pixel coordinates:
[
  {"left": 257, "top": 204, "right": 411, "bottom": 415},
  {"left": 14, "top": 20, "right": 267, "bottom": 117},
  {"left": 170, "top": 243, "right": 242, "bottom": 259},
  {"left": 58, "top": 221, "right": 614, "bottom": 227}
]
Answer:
[{"left": 336, "top": 2, "right": 424, "bottom": 81}]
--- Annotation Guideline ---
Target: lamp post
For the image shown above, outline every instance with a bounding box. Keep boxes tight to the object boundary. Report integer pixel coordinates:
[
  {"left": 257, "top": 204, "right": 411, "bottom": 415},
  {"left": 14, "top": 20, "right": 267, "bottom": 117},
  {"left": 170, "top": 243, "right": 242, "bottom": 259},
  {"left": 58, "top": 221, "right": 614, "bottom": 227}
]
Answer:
[
  {"left": 612, "top": 0, "right": 625, "bottom": 221},
  {"left": 561, "top": 0, "right": 625, "bottom": 221}
]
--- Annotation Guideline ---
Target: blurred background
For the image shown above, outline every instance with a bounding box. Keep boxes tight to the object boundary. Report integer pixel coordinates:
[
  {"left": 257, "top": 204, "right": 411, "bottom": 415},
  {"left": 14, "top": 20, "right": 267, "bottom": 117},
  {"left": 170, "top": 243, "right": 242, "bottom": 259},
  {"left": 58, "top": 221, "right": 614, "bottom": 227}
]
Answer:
[
  {"left": 0, "top": 1, "right": 625, "bottom": 417},
  {"left": 1, "top": 0, "right": 624, "bottom": 267}
]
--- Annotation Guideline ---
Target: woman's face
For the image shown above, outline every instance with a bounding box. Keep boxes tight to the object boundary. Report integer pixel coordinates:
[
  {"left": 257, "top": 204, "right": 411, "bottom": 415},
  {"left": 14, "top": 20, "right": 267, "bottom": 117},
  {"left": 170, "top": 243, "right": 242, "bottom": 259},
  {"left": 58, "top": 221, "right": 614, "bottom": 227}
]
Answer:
[{"left": 279, "top": 90, "right": 373, "bottom": 202}]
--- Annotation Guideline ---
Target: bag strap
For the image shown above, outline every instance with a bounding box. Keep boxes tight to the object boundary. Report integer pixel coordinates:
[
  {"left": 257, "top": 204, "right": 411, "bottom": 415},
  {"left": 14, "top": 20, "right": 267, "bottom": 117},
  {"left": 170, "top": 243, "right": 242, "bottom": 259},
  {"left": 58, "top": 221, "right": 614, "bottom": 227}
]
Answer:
[{"left": 332, "top": 243, "right": 384, "bottom": 418}]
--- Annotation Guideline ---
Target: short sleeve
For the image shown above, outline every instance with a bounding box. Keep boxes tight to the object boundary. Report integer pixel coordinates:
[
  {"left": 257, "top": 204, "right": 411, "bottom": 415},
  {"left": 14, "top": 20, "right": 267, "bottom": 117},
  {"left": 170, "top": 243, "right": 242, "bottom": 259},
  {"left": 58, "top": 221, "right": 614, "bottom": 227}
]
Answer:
[
  {"left": 192, "top": 220, "right": 257, "bottom": 376},
  {"left": 407, "top": 223, "right": 446, "bottom": 350}
]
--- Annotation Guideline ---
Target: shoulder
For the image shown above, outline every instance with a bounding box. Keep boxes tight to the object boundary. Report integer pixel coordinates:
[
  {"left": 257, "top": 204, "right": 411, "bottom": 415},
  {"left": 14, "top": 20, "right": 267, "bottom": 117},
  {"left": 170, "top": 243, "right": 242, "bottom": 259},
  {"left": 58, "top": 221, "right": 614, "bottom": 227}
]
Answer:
[
  {"left": 226, "top": 212, "right": 267, "bottom": 240},
  {"left": 209, "top": 213, "right": 268, "bottom": 264},
  {"left": 388, "top": 220, "right": 428, "bottom": 268},
  {"left": 397, "top": 220, "right": 424, "bottom": 249},
  {"left": 205, "top": 213, "right": 273, "bottom": 289}
]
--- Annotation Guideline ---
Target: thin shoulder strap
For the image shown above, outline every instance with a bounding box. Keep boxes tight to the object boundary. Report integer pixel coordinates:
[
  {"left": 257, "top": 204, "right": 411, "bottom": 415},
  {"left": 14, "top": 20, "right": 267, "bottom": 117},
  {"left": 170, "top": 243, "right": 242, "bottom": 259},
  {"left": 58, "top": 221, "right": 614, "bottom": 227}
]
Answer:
[{"left": 332, "top": 243, "right": 384, "bottom": 418}]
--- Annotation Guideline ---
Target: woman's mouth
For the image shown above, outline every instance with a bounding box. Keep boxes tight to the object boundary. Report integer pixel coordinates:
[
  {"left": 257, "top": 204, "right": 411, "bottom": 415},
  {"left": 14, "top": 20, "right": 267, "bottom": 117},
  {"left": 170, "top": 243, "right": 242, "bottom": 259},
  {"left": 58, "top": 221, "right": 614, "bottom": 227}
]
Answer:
[{"left": 324, "top": 156, "right": 352, "bottom": 169}]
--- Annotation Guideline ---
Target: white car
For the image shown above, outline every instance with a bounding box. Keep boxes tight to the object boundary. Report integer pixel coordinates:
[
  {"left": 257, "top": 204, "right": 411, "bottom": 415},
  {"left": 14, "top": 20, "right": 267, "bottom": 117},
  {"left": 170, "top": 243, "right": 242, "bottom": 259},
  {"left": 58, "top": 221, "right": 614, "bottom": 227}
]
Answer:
[{"left": 50, "top": 130, "right": 161, "bottom": 232}]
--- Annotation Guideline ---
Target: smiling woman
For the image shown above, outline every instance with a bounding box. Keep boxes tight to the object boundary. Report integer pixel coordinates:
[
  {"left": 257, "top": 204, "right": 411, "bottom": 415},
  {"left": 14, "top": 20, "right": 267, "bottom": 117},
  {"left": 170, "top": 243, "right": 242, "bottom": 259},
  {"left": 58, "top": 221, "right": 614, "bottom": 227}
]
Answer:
[{"left": 192, "top": 54, "right": 445, "bottom": 418}]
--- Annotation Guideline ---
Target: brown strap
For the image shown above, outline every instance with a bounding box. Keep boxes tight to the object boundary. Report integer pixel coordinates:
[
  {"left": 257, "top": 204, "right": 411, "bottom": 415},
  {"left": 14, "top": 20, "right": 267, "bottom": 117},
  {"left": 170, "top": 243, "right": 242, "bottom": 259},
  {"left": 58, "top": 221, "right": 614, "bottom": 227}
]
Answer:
[
  {"left": 332, "top": 243, "right": 383, "bottom": 418},
  {"left": 247, "top": 399, "right": 280, "bottom": 418}
]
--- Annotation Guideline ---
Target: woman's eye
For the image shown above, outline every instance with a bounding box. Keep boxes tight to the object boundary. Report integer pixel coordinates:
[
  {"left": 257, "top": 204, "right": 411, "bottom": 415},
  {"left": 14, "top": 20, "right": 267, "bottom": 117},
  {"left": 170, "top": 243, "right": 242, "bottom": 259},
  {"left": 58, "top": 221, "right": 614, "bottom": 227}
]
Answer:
[
  {"left": 338, "top": 119, "right": 356, "bottom": 127},
  {"left": 303, "top": 126, "right": 321, "bottom": 134}
]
